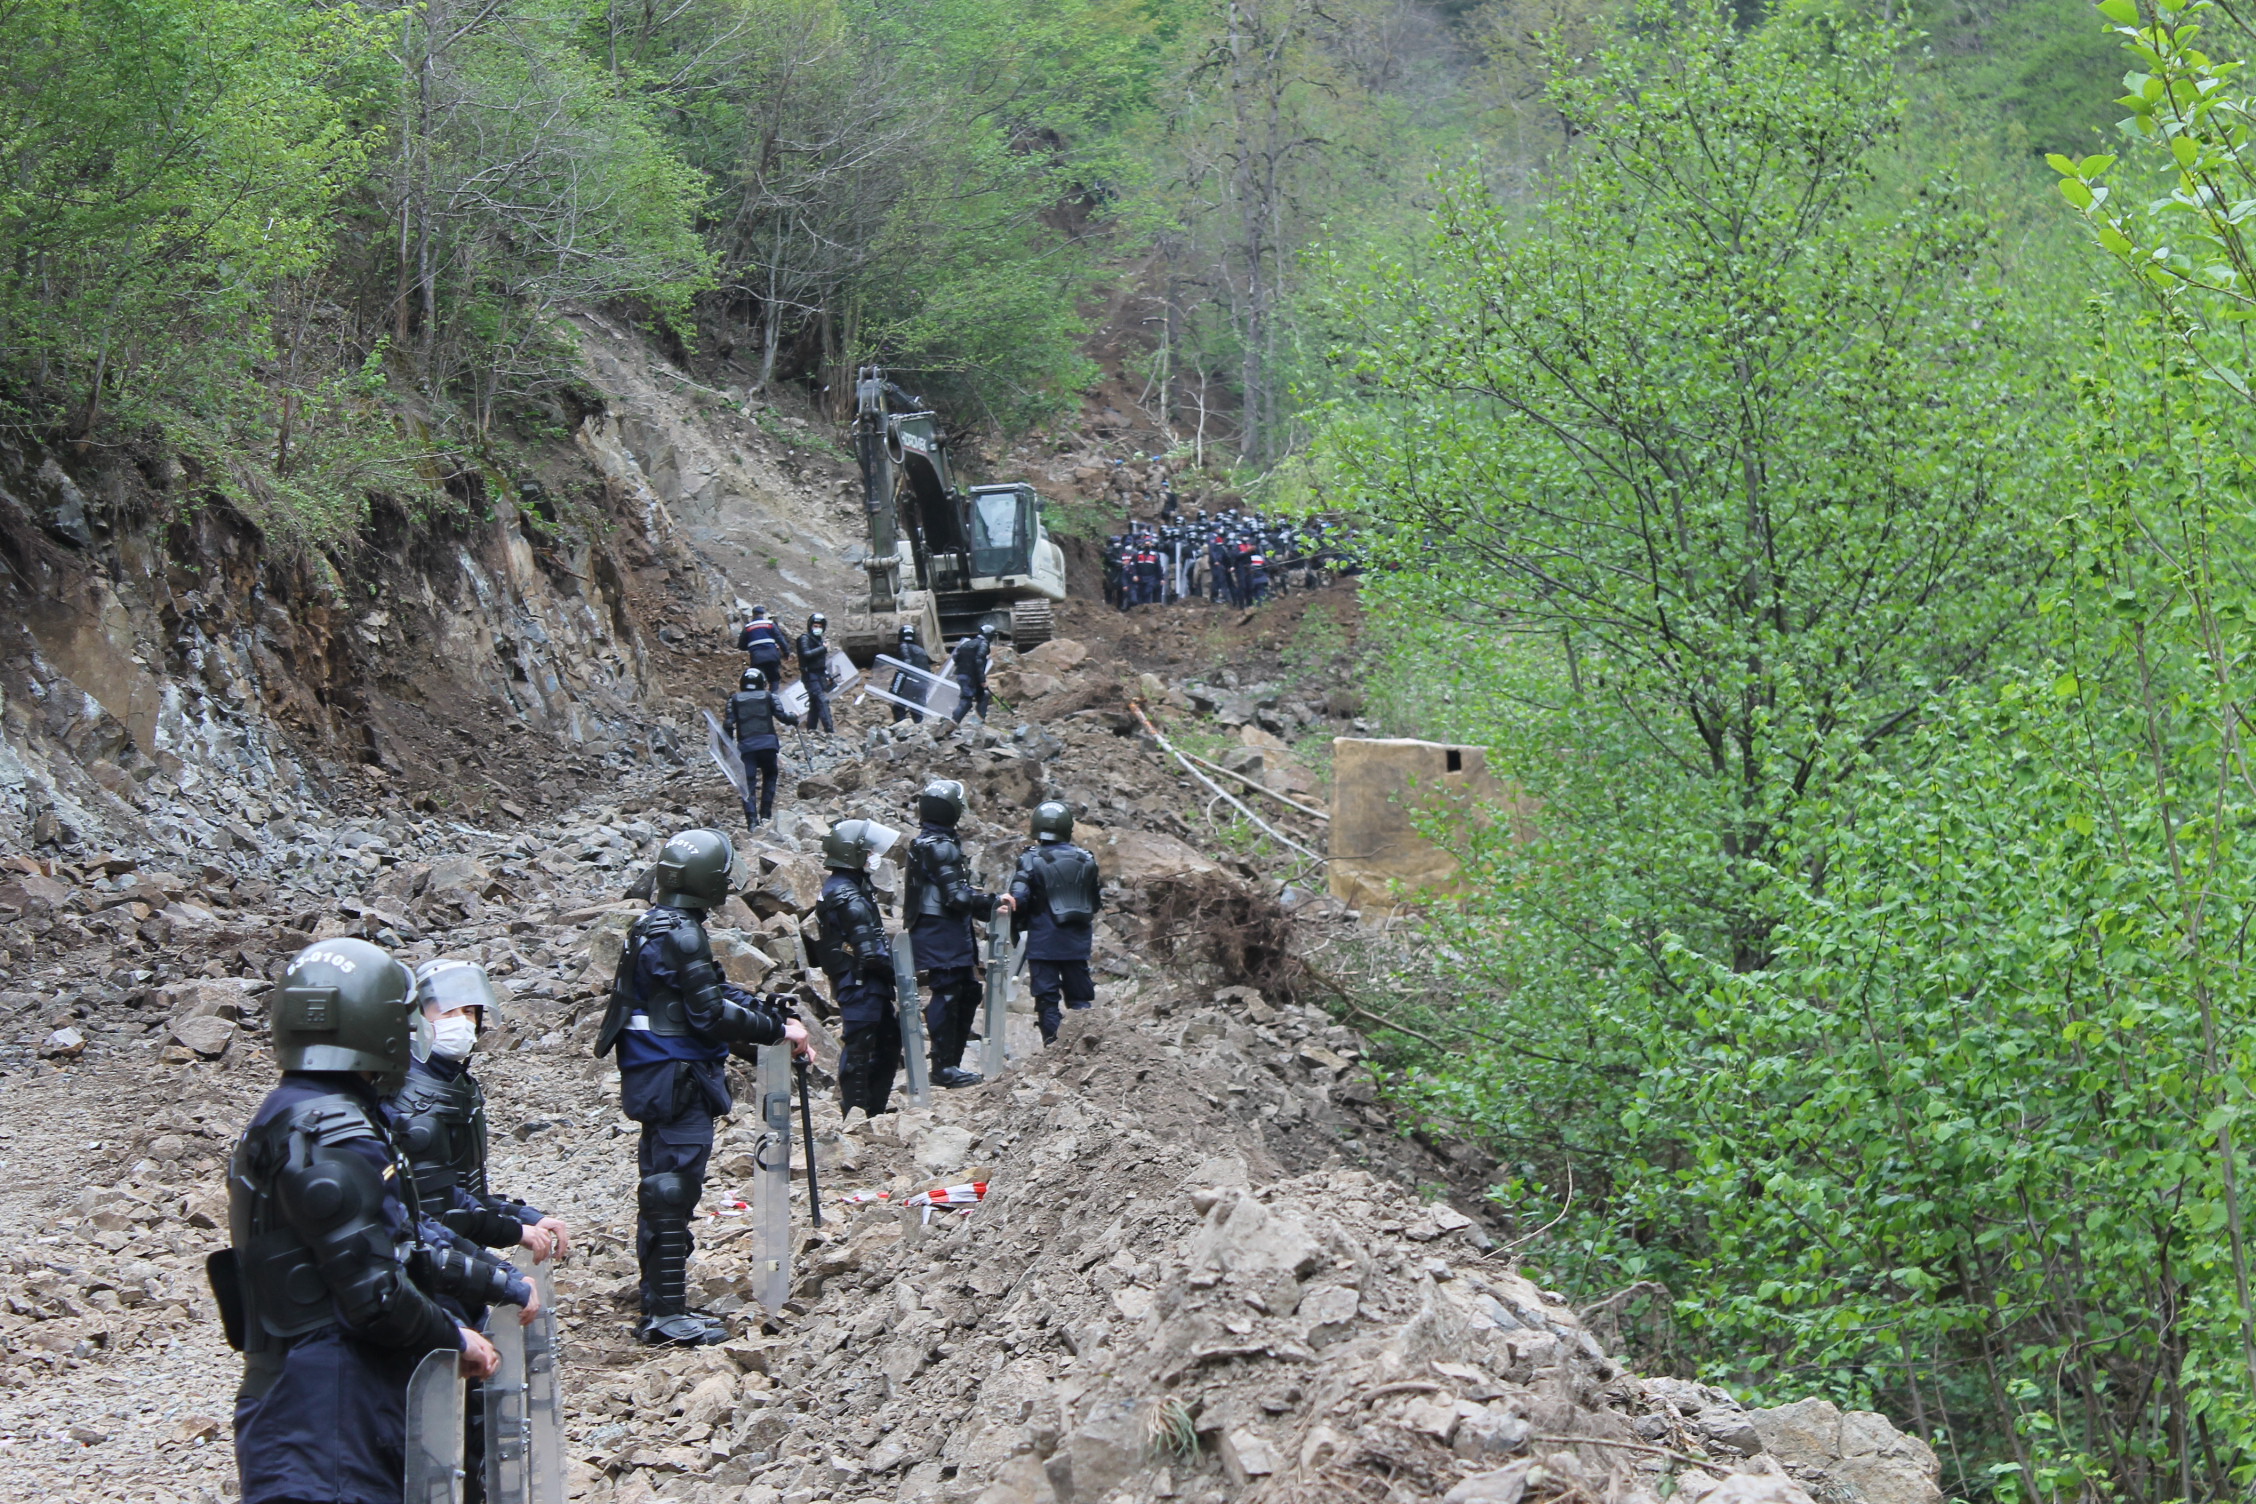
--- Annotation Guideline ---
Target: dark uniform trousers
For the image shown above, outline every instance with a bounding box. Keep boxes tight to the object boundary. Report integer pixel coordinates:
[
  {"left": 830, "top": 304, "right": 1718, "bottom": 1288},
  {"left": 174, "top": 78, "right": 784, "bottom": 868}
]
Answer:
[
  {"left": 803, "top": 672, "right": 834, "bottom": 732},
  {"left": 619, "top": 1058, "right": 725, "bottom": 1312},
  {"left": 1030, "top": 959, "right": 1097, "bottom": 1044},
  {"left": 836, "top": 976, "right": 901, "bottom": 1118},
  {"left": 922, "top": 964, "right": 982, "bottom": 1070},
  {"left": 737, "top": 738, "right": 780, "bottom": 821}
]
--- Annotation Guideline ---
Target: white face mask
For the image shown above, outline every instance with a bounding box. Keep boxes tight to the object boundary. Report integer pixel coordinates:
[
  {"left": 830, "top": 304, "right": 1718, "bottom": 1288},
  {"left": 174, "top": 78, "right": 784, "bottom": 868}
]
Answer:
[{"left": 428, "top": 1014, "right": 478, "bottom": 1060}]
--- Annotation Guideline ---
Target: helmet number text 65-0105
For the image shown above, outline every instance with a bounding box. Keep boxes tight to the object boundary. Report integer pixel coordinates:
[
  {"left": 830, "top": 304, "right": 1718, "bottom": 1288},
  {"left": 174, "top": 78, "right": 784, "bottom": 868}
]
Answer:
[{"left": 293, "top": 949, "right": 360, "bottom": 973}]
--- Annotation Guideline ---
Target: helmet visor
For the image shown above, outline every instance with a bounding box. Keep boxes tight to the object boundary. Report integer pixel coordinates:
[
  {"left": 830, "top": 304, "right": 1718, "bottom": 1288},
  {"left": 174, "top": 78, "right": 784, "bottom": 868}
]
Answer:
[
  {"left": 863, "top": 822, "right": 902, "bottom": 860},
  {"left": 417, "top": 961, "right": 500, "bottom": 1018}
]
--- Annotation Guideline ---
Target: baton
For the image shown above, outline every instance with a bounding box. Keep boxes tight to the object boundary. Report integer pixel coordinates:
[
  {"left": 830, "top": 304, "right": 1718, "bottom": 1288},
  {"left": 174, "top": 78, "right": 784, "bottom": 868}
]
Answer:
[{"left": 794, "top": 1056, "right": 822, "bottom": 1227}]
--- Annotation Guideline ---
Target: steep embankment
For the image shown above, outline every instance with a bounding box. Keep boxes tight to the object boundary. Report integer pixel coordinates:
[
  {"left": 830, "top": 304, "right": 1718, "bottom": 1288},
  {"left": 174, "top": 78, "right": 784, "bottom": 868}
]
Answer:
[{"left": 0, "top": 320, "right": 868, "bottom": 891}]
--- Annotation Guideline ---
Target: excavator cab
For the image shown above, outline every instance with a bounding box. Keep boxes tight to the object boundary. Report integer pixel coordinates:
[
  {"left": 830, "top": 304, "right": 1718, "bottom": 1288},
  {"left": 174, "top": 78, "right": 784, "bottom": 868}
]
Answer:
[{"left": 967, "top": 484, "right": 1038, "bottom": 583}]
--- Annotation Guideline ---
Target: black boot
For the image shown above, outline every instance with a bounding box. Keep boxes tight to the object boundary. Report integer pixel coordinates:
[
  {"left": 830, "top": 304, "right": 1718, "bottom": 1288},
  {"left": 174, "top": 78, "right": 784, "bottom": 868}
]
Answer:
[
  {"left": 638, "top": 1215, "right": 721, "bottom": 1346},
  {"left": 928, "top": 1014, "right": 979, "bottom": 1089}
]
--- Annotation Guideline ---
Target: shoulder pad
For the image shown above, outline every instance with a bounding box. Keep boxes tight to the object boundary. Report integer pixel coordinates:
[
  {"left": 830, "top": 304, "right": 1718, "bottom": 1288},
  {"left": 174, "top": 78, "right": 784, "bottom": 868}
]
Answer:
[
  {"left": 639, "top": 908, "right": 708, "bottom": 950},
  {"left": 284, "top": 1096, "right": 382, "bottom": 1148},
  {"left": 391, "top": 1072, "right": 450, "bottom": 1118}
]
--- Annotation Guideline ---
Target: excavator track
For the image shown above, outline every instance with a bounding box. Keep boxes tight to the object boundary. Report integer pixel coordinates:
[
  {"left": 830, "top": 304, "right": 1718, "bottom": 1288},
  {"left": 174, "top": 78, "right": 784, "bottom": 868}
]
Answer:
[{"left": 1009, "top": 599, "right": 1054, "bottom": 647}]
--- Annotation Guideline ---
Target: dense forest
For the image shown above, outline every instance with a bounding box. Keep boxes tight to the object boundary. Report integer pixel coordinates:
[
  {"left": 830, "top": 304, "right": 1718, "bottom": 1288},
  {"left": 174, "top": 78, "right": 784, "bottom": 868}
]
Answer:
[{"left": 9, "top": 0, "right": 2255, "bottom": 1497}]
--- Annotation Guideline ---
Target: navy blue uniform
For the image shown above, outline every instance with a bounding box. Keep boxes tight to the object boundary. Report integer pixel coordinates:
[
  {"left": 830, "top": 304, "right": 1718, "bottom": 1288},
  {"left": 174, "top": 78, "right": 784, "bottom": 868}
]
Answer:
[
  {"left": 797, "top": 631, "right": 835, "bottom": 733},
  {"left": 725, "top": 686, "right": 797, "bottom": 823},
  {"left": 1009, "top": 841, "right": 1103, "bottom": 1043},
  {"left": 890, "top": 638, "right": 934, "bottom": 723},
  {"left": 817, "top": 869, "right": 899, "bottom": 1116},
  {"left": 906, "top": 822, "right": 1001, "bottom": 1074},
  {"left": 604, "top": 905, "right": 789, "bottom": 1318},
  {"left": 738, "top": 618, "right": 788, "bottom": 678},
  {"left": 951, "top": 635, "right": 992, "bottom": 722},
  {"left": 229, "top": 1073, "right": 465, "bottom": 1504}
]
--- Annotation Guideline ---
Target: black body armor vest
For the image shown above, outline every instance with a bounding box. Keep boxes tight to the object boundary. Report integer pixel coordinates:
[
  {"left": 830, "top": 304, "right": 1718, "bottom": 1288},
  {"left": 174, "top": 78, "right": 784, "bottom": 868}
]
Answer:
[
  {"left": 1034, "top": 844, "right": 1101, "bottom": 923},
  {"left": 727, "top": 689, "right": 777, "bottom": 742},
  {"left": 907, "top": 832, "right": 964, "bottom": 920},
  {"left": 224, "top": 1095, "right": 414, "bottom": 1352},
  {"left": 391, "top": 1066, "right": 491, "bottom": 1206},
  {"left": 629, "top": 907, "right": 710, "bottom": 1036}
]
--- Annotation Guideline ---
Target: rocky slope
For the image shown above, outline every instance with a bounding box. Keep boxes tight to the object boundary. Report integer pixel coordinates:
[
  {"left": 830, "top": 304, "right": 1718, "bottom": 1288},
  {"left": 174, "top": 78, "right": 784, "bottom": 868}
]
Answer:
[
  {"left": 0, "top": 586, "right": 1944, "bottom": 1504},
  {"left": 0, "top": 317, "right": 868, "bottom": 897}
]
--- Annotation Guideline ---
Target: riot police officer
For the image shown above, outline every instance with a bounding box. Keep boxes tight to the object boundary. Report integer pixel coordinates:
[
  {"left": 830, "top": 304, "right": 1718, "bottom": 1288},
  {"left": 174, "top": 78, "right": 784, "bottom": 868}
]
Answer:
[
  {"left": 950, "top": 622, "right": 996, "bottom": 724},
  {"left": 218, "top": 938, "right": 515, "bottom": 1504},
  {"left": 890, "top": 623, "right": 933, "bottom": 723},
  {"left": 390, "top": 960, "right": 572, "bottom": 1261},
  {"left": 387, "top": 958, "right": 568, "bottom": 1503},
  {"left": 737, "top": 606, "right": 788, "bottom": 681},
  {"left": 905, "top": 779, "right": 1013, "bottom": 1088},
  {"left": 725, "top": 667, "right": 798, "bottom": 828},
  {"left": 1008, "top": 802, "right": 1104, "bottom": 1045},
  {"left": 815, "top": 818, "right": 902, "bottom": 1116},
  {"left": 595, "top": 831, "right": 811, "bottom": 1344},
  {"left": 797, "top": 613, "right": 835, "bottom": 734}
]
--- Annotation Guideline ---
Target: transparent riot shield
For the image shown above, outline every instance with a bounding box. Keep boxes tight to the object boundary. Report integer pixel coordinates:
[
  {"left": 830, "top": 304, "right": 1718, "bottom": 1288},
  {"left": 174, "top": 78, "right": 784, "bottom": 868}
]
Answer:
[
  {"left": 982, "top": 922, "right": 1013, "bottom": 1081},
  {"left": 402, "top": 1346, "right": 464, "bottom": 1504},
  {"left": 865, "top": 653, "right": 955, "bottom": 719},
  {"left": 519, "top": 1257, "right": 567, "bottom": 1504},
  {"left": 755, "top": 1043, "right": 794, "bottom": 1313},
  {"left": 483, "top": 1304, "right": 529, "bottom": 1504},
  {"left": 701, "top": 710, "right": 750, "bottom": 803},
  {"left": 485, "top": 1256, "right": 566, "bottom": 1504},
  {"left": 894, "top": 931, "right": 931, "bottom": 1109}
]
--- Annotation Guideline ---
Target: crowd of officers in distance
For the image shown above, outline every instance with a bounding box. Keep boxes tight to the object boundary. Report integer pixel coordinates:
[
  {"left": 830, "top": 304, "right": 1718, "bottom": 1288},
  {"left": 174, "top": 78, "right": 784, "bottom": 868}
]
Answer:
[
  {"left": 212, "top": 609, "right": 1102, "bottom": 1504},
  {"left": 1103, "top": 503, "right": 1352, "bottom": 612}
]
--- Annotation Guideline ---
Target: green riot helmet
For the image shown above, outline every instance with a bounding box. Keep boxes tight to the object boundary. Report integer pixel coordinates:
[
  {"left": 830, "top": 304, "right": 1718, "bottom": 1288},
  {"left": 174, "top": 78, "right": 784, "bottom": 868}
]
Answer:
[
  {"left": 272, "top": 938, "right": 419, "bottom": 1091},
  {"left": 652, "top": 828, "right": 735, "bottom": 910},
  {"left": 820, "top": 817, "right": 902, "bottom": 873},
  {"left": 1030, "top": 801, "right": 1073, "bottom": 844},
  {"left": 917, "top": 778, "right": 967, "bottom": 828}
]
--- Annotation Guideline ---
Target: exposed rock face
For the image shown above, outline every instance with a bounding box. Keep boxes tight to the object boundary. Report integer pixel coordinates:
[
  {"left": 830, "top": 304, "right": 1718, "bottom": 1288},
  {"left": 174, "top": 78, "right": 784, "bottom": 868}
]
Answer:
[{"left": 1747, "top": 1398, "right": 1945, "bottom": 1504}]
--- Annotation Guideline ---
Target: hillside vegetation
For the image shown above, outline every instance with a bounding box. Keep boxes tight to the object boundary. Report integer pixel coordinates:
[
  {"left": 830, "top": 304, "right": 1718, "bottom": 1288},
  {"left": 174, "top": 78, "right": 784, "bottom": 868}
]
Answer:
[{"left": 10, "top": 0, "right": 2256, "bottom": 1499}]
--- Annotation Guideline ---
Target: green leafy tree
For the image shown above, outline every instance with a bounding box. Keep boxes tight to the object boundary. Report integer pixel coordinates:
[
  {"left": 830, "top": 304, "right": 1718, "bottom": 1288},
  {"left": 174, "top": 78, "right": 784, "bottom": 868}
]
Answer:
[
  {"left": 1320, "top": 0, "right": 2049, "bottom": 964},
  {"left": 0, "top": 0, "right": 373, "bottom": 433}
]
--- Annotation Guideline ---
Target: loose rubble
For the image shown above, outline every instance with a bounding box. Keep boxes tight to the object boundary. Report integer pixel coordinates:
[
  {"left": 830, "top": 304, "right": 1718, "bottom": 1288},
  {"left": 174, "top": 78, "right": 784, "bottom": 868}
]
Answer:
[
  {"left": 0, "top": 597, "right": 1945, "bottom": 1504},
  {"left": 0, "top": 305, "right": 1940, "bottom": 1504}
]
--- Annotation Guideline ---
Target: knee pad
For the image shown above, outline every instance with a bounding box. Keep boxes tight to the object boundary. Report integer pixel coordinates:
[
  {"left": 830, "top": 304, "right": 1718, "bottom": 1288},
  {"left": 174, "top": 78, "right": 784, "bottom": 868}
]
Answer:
[{"left": 639, "top": 1171, "right": 699, "bottom": 1216}]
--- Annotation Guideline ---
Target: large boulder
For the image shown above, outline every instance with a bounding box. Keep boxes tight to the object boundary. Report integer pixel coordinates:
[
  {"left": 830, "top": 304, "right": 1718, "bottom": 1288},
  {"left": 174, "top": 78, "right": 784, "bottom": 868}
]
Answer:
[
  {"left": 1080, "top": 827, "right": 1218, "bottom": 884},
  {"left": 1018, "top": 638, "right": 1088, "bottom": 674},
  {"left": 1191, "top": 1192, "right": 1325, "bottom": 1279},
  {"left": 169, "top": 1015, "right": 237, "bottom": 1057},
  {"left": 1747, "top": 1398, "right": 1943, "bottom": 1504}
]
